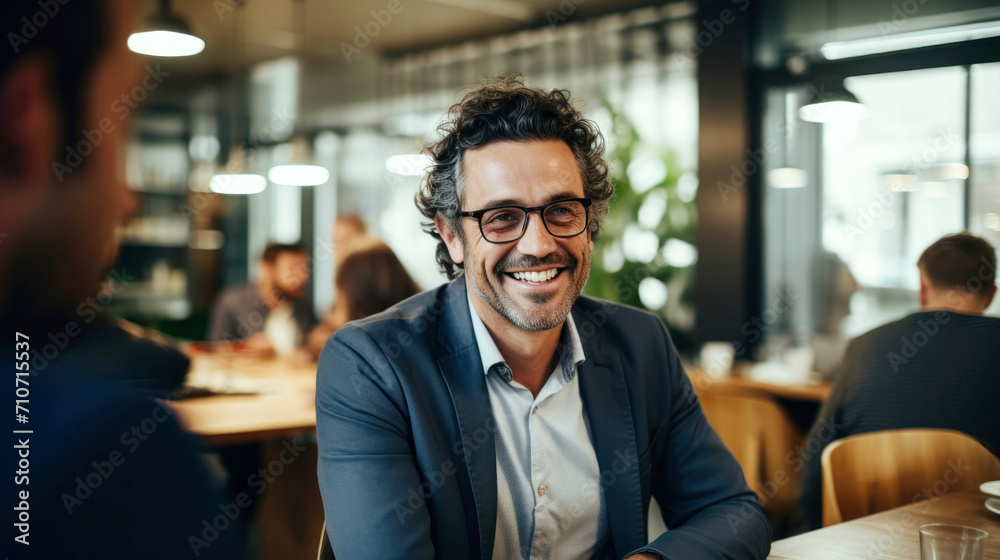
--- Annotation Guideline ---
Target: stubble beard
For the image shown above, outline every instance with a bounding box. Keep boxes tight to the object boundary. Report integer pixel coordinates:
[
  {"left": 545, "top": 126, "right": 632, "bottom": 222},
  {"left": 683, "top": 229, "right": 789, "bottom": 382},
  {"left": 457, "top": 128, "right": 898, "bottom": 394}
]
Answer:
[{"left": 468, "top": 247, "right": 591, "bottom": 332}]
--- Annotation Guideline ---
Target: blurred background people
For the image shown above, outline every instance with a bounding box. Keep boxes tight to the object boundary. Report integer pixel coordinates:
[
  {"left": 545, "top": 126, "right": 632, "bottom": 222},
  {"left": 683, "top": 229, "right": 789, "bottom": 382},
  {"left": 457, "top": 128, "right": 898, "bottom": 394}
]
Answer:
[
  {"left": 799, "top": 232, "right": 1000, "bottom": 529},
  {"left": 332, "top": 214, "right": 368, "bottom": 260},
  {"left": 0, "top": 0, "right": 240, "bottom": 557},
  {"left": 208, "top": 242, "right": 316, "bottom": 357},
  {"left": 307, "top": 239, "right": 420, "bottom": 356}
]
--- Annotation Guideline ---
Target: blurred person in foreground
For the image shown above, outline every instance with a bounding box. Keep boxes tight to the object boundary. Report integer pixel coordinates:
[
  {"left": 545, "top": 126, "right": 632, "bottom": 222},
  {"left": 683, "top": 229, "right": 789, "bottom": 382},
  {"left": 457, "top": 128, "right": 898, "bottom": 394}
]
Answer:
[
  {"left": 307, "top": 239, "right": 420, "bottom": 357},
  {"left": 316, "top": 75, "right": 770, "bottom": 559},
  {"left": 799, "top": 232, "right": 1000, "bottom": 530},
  {"left": 208, "top": 242, "right": 316, "bottom": 358},
  {"left": 0, "top": 1, "right": 240, "bottom": 558}
]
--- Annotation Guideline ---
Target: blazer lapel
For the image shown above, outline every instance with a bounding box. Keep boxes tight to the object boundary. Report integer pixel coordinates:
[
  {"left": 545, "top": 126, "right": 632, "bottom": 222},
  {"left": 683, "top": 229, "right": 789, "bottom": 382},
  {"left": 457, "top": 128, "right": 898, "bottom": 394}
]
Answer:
[
  {"left": 436, "top": 279, "right": 497, "bottom": 560},
  {"left": 575, "top": 309, "right": 645, "bottom": 557}
]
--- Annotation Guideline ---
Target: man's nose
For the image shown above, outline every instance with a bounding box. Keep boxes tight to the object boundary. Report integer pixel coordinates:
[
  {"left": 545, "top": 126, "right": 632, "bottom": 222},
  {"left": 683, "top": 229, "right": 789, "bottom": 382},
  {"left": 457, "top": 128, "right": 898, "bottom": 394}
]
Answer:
[{"left": 515, "top": 211, "right": 557, "bottom": 258}]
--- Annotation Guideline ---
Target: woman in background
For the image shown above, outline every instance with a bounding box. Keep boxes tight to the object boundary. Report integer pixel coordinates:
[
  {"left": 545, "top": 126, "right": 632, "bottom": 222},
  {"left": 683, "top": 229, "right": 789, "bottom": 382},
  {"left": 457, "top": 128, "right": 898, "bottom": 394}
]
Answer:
[{"left": 307, "top": 239, "right": 421, "bottom": 356}]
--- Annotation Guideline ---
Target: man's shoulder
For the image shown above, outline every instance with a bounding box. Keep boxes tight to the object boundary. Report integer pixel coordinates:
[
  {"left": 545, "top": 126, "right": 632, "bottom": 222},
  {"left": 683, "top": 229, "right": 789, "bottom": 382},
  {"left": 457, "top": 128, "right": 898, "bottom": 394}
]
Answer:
[
  {"left": 572, "top": 294, "right": 666, "bottom": 340},
  {"left": 216, "top": 283, "right": 258, "bottom": 307},
  {"left": 333, "top": 284, "right": 448, "bottom": 344}
]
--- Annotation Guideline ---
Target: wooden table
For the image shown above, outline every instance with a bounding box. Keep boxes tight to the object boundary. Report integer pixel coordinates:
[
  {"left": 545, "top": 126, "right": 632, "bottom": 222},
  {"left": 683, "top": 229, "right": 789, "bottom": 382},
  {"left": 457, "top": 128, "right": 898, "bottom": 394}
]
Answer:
[
  {"left": 167, "top": 355, "right": 323, "bottom": 560},
  {"left": 168, "top": 355, "right": 317, "bottom": 445},
  {"left": 768, "top": 491, "right": 1000, "bottom": 559},
  {"left": 686, "top": 364, "right": 833, "bottom": 402}
]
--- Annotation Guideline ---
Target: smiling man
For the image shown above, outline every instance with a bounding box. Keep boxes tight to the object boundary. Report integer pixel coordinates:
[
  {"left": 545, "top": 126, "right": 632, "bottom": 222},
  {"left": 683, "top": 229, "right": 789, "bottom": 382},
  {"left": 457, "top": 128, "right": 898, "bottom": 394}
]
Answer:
[{"left": 316, "top": 75, "right": 771, "bottom": 560}]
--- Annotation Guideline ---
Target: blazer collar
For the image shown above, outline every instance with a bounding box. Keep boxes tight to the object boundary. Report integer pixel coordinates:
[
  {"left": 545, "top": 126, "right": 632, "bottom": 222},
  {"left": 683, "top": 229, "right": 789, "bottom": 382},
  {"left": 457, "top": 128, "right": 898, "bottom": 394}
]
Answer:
[
  {"left": 572, "top": 305, "right": 645, "bottom": 557},
  {"left": 436, "top": 277, "right": 498, "bottom": 560},
  {"left": 436, "top": 280, "right": 643, "bottom": 558},
  {"left": 437, "top": 277, "right": 477, "bottom": 354}
]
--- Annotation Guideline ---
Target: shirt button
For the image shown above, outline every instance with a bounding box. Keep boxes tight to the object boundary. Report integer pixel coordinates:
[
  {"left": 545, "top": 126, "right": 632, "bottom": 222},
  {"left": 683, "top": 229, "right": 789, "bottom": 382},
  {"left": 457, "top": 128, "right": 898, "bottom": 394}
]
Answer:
[{"left": 538, "top": 484, "right": 547, "bottom": 496}]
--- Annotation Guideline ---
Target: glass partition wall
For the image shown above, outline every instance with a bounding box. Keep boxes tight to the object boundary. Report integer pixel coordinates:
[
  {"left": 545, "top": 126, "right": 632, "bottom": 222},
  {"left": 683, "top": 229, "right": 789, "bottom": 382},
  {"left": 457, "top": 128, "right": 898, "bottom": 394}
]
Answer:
[{"left": 762, "top": 62, "right": 1000, "bottom": 373}]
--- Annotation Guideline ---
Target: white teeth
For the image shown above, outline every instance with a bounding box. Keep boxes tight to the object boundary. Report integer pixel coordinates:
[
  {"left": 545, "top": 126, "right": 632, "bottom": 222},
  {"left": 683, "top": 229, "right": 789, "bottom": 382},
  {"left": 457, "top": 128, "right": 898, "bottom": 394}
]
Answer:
[{"left": 511, "top": 269, "right": 558, "bottom": 283}]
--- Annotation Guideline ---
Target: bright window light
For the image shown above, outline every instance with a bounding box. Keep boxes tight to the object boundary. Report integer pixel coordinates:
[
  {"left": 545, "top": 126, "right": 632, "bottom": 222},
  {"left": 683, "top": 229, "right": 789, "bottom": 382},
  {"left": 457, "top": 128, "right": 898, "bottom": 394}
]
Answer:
[
  {"left": 821, "top": 21, "right": 1000, "bottom": 60},
  {"left": 128, "top": 30, "right": 205, "bottom": 57}
]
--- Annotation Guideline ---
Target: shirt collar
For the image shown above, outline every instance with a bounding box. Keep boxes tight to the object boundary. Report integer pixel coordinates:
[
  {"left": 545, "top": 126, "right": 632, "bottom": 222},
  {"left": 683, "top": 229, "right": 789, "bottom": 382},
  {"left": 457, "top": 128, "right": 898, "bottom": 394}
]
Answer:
[{"left": 467, "top": 293, "right": 586, "bottom": 384}]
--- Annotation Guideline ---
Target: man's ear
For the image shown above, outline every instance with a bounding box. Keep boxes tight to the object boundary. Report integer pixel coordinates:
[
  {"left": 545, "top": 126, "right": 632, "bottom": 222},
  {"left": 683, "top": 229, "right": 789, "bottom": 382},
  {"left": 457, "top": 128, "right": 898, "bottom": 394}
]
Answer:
[
  {"left": 982, "top": 284, "right": 997, "bottom": 311},
  {"left": 0, "top": 56, "right": 58, "bottom": 224},
  {"left": 918, "top": 273, "right": 929, "bottom": 308},
  {"left": 435, "top": 215, "right": 465, "bottom": 265}
]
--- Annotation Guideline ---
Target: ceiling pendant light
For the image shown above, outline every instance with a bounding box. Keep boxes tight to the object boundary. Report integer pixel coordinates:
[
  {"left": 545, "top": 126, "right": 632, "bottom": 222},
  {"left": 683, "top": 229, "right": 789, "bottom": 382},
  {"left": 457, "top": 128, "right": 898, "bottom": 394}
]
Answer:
[
  {"left": 209, "top": 3, "right": 265, "bottom": 196},
  {"left": 770, "top": 92, "right": 808, "bottom": 188},
  {"left": 268, "top": 135, "right": 330, "bottom": 186},
  {"left": 799, "top": 78, "right": 868, "bottom": 123},
  {"left": 211, "top": 147, "right": 267, "bottom": 194},
  {"left": 768, "top": 167, "right": 809, "bottom": 189},
  {"left": 265, "top": 1, "right": 330, "bottom": 188},
  {"left": 128, "top": 0, "right": 205, "bottom": 57}
]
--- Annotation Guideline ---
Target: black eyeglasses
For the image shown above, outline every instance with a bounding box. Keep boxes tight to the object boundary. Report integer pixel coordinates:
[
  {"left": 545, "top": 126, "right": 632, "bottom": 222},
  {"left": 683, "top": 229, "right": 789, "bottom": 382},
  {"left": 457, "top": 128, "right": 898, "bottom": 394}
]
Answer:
[{"left": 458, "top": 198, "right": 592, "bottom": 244}]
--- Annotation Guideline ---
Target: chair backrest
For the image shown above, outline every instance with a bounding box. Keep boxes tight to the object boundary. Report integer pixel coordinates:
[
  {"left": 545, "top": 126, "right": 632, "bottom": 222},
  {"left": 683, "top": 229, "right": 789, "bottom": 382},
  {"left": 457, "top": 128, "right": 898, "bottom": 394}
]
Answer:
[
  {"left": 698, "top": 387, "right": 804, "bottom": 518},
  {"left": 821, "top": 428, "right": 1000, "bottom": 526},
  {"left": 317, "top": 524, "right": 334, "bottom": 560}
]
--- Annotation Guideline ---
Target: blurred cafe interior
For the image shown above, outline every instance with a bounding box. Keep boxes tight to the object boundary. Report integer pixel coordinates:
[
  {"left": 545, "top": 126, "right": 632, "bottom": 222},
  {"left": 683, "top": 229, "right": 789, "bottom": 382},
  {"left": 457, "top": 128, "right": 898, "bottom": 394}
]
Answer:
[{"left": 2, "top": 0, "right": 1000, "bottom": 558}]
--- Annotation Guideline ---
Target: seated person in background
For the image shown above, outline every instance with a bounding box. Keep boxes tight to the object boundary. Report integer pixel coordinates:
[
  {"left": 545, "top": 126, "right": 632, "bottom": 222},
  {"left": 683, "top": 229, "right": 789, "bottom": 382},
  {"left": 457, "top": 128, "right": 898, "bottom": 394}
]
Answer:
[
  {"left": 208, "top": 242, "right": 316, "bottom": 357},
  {"left": 307, "top": 239, "right": 420, "bottom": 356},
  {"left": 800, "top": 232, "right": 1000, "bottom": 529},
  {"left": 316, "top": 75, "right": 771, "bottom": 559},
  {"left": 0, "top": 0, "right": 240, "bottom": 557}
]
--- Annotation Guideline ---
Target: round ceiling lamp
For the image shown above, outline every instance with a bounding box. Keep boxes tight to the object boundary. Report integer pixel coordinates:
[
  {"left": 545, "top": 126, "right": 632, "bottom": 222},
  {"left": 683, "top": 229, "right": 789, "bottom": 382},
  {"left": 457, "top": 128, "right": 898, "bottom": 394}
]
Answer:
[
  {"left": 128, "top": 0, "right": 205, "bottom": 57},
  {"left": 268, "top": 135, "right": 330, "bottom": 186},
  {"left": 799, "top": 79, "right": 868, "bottom": 123}
]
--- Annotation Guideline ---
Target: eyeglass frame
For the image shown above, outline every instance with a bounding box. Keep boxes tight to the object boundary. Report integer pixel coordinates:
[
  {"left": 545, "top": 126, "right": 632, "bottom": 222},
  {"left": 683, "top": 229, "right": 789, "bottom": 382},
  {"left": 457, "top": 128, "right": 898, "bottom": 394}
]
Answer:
[{"left": 457, "top": 197, "right": 593, "bottom": 244}]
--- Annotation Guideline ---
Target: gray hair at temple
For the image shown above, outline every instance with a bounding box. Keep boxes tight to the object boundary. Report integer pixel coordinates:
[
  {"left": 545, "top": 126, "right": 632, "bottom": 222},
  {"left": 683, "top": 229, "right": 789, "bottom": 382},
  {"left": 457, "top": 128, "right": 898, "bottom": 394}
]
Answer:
[{"left": 415, "top": 74, "right": 614, "bottom": 280}]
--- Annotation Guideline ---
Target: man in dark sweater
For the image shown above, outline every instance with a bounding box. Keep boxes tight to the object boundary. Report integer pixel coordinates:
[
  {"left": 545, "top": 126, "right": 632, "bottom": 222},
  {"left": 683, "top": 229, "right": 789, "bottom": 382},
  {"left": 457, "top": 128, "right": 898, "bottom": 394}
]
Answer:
[
  {"left": 0, "top": 0, "right": 241, "bottom": 557},
  {"left": 799, "top": 232, "right": 999, "bottom": 529},
  {"left": 208, "top": 242, "right": 316, "bottom": 356}
]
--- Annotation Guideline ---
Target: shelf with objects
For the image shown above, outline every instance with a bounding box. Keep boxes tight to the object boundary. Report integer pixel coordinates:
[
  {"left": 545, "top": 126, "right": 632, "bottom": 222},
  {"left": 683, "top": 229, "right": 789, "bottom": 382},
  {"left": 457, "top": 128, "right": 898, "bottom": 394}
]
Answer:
[{"left": 109, "top": 108, "right": 229, "bottom": 338}]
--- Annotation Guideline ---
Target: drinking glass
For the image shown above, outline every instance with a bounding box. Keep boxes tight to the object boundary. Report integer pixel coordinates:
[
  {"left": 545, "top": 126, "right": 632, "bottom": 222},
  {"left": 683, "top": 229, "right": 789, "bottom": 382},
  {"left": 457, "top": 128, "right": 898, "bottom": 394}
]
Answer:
[{"left": 919, "top": 524, "right": 988, "bottom": 560}]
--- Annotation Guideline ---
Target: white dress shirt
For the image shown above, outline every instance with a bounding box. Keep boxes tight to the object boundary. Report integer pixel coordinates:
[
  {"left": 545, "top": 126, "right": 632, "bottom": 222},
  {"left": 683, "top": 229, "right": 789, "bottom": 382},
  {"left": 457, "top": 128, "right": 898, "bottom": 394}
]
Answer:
[{"left": 468, "top": 296, "right": 609, "bottom": 560}]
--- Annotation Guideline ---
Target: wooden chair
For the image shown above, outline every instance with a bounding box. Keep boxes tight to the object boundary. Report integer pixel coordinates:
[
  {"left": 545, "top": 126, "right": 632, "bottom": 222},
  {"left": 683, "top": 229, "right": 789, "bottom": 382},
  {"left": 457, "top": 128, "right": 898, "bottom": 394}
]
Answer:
[
  {"left": 821, "top": 428, "right": 1000, "bottom": 526},
  {"left": 698, "top": 387, "right": 804, "bottom": 523},
  {"left": 316, "top": 524, "right": 334, "bottom": 560}
]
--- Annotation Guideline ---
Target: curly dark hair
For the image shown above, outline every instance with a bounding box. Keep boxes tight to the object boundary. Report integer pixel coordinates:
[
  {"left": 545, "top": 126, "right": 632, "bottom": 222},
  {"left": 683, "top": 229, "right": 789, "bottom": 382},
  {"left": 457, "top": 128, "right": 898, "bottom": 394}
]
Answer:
[{"left": 415, "top": 74, "right": 614, "bottom": 280}]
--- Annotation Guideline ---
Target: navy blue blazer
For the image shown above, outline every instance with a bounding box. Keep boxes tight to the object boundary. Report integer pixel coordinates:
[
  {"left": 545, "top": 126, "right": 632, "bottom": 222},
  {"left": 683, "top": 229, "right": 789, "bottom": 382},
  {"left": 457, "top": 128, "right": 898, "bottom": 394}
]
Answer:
[{"left": 316, "top": 279, "right": 771, "bottom": 559}]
